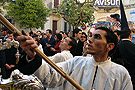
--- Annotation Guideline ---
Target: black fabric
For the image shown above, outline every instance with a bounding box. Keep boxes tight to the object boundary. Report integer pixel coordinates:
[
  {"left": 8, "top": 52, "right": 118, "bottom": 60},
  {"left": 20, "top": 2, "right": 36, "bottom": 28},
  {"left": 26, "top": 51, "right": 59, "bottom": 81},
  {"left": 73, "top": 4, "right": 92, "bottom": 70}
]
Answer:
[
  {"left": 119, "top": 40, "right": 135, "bottom": 89},
  {"left": 5, "top": 46, "right": 18, "bottom": 65},
  {"left": 0, "top": 50, "right": 6, "bottom": 78},
  {"left": 120, "top": 0, "right": 130, "bottom": 31},
  {"left": 111, "top": 44, "right": 124, "bottom": 65},
  {"left": 4, "top": 46, "right": 23, "bottom": 79},
  {"left": 73, "top": 40, "right": 84, "bottom": 56},
  {"left": 15, "top": 53, "right": 42, "bottom": 75}
]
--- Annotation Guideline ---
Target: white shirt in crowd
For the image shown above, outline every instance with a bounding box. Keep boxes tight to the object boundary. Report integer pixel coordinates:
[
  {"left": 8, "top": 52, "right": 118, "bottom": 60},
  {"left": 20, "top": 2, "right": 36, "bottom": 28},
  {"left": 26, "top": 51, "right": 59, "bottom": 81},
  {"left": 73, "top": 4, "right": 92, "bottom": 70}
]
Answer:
[{"left": 48, "top": 50, "right": 73, "bottom": 63}]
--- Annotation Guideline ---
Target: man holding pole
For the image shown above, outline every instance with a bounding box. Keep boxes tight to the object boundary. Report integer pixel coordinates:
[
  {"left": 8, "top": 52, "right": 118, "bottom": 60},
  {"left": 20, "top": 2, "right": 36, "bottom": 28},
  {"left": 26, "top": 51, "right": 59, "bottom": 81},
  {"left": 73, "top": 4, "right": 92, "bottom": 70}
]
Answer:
[{"left": 17, "top": 27, "right": 133, "bottom": 90}]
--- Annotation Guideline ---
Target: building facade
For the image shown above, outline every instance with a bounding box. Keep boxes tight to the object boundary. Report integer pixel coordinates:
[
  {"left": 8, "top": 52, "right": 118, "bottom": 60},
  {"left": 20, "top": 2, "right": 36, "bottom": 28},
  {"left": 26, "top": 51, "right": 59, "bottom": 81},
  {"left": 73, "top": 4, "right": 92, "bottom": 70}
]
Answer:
[
  {"left": 93, "top": 0, "right": 135, "bottom": 24},
  {"left": 0, "top": 0, "right": 135, "bottom": 34},
  {"left": 41, "top": 0, "right": 70, "bottom": 36},
  {"left": 43, "top": 0, "right": 135, "bottom": 34}
]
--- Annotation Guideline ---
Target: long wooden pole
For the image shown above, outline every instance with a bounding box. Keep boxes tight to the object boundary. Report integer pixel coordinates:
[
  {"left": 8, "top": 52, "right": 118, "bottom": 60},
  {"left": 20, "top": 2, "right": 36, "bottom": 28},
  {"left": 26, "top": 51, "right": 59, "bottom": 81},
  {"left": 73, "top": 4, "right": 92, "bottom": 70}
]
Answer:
[{"left": 0, "top": 14, "right": 84, "bottom": 90}]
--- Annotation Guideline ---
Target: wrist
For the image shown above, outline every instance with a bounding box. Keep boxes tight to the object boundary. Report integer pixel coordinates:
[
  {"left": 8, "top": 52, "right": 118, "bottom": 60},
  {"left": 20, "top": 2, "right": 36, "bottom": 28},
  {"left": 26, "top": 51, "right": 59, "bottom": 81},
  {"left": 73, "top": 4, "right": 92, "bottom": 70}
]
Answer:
[{"left": 26, "top": 55, "right": 35, "bottom": 62}]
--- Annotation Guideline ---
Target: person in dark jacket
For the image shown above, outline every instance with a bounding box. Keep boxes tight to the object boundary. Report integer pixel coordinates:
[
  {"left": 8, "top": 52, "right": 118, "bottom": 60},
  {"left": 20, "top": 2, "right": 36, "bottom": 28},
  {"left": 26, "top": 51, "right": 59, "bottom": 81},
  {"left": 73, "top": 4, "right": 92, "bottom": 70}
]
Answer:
[
  {"left": 0, "top": 50, "right": 6, "bottom": 78},
  {"left": 119, "top": 30, "right": 135, "bottom": 89},
  {"left": 40, "top": 29, "right": 56, "bottom": 56},
  {"left": 74, "top": 32, "right": 87, "bottom": 56},
  {"left": 3, "top": 31, "right": 23, "bottom": 79}
]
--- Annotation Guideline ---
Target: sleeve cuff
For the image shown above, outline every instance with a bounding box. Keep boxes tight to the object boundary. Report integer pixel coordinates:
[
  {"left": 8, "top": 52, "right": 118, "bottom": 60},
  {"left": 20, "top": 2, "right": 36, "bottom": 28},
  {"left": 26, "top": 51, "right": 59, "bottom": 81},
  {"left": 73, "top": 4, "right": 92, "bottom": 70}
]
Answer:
[{"left": 26, "top": 55, "right": 35, "bottom": 63}]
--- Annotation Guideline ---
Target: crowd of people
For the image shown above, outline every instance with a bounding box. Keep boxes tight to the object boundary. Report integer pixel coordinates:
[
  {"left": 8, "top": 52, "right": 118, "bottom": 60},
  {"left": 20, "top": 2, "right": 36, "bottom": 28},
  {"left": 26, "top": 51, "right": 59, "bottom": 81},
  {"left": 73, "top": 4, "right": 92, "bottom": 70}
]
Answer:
[{"left": 0, "top": 26, "right": 135, "bottom": 90}]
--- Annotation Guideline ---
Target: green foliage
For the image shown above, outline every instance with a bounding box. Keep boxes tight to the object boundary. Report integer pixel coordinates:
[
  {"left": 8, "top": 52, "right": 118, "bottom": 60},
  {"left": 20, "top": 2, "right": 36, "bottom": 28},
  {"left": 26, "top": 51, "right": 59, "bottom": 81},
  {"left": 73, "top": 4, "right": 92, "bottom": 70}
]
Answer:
[
  {"left": 55, "top": 0, "right": 95, "bottom": 27},
  {"left": 56, "top": 0, "right": 78, "bottom": 23},
  {"left": 4, "top": 0, "right": 50, "bottom": 29},
  {"left": 73, "top": 3, "right": 95, "bottom": 26}
]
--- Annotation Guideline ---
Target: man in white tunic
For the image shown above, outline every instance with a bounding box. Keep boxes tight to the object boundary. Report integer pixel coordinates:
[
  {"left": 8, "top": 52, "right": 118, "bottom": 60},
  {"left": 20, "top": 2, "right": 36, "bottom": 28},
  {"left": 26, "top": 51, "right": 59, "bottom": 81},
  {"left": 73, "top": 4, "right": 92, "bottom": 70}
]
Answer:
[
  {"left": 17, "top": 27, "right": 133, "bottom": 90},
  {"left": 48, "top": 37, "right": 76, "bottom": 63}
]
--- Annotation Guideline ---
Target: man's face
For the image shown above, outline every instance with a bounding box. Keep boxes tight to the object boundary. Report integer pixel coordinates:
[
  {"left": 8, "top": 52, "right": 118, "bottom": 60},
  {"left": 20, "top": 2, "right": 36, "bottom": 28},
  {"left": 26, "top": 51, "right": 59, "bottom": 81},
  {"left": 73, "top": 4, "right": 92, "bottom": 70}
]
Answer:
[
  {"left": 46, "top": 31, "right": 50, "bottom": 37},
  {"left": 80, "top": 34, "right": 87, "bottom": 42},
  {"left": 1, "top": 30, "right": 7, "bottom": 36},
  {"left": 86, "top": 29, "right": 108, "bottom": 55},
  {"left": 59, "top": 37, "right": 71, "bottom": 50},
  {"left": 77, "top": 31, "right": 82, "bottom": 39},
  {"left": 54, "top": 35, "right": 58, "bottom": 41},
  {"left": 7, "top": 33, "right": 14, "bottom": 41},
  {"left": 37, "top": 32, "right": 41, "bottom": 36}
]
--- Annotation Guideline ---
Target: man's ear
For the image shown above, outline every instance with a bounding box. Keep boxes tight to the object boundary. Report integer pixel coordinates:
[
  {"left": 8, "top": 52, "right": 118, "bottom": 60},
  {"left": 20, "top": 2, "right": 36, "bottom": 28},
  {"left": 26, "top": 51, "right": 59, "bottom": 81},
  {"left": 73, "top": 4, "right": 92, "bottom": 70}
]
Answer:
[
  {"left": 107, "top": 43, "right": 115, "bottom": 51},
  {"left": 74, "top": 33, "right": 77, "bottom": 37}
]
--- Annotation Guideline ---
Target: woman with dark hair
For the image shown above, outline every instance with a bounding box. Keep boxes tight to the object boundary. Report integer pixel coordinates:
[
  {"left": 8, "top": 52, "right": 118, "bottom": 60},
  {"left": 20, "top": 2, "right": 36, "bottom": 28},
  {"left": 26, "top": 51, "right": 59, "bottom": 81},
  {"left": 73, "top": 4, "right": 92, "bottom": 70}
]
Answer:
[{"left": 50, "top": 33, "right": 62, "bottom": 54}]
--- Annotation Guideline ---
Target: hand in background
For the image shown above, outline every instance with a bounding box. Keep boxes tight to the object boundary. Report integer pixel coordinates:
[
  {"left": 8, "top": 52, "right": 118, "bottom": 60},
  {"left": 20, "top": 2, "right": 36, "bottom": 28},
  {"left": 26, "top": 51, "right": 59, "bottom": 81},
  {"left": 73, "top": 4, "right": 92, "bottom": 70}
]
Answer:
[
  {"left": 82, "top": 41, "right": 87, "bottom": 56},
  {"left": 5, "top": 64, "right": 11, "bottom": 70},
  {"left": 46, "top": 43, "right": 51, "bottom": 47},
  {"left": 50, "top": 47, "right": 56, "bottom": 51},
  {"left": 10, "top": 64, "right": 15, "bottom": 68}
]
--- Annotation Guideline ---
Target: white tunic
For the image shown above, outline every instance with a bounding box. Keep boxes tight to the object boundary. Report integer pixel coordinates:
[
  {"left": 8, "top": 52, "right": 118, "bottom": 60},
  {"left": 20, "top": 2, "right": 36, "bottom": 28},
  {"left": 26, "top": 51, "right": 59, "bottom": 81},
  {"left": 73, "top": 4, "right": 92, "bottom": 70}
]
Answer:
[
  {"left": 48, "top": 50, "right": 73, "bottom": 63},
  {"left": 34, "top": 56, "right": 133, "bottom": 90},
  {"left": 38, "top": 44, "right": 44, "bottom": 53}
]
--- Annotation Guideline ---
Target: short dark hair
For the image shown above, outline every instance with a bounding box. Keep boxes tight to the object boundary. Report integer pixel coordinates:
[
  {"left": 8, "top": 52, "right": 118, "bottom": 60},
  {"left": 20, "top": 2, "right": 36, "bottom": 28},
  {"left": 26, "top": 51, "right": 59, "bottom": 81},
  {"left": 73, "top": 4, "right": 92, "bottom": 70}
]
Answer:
[
  {"left": 73, "top": 28, "right": 82, "bottom": 37},
  {"left": 55, "top": 33, "right": 62, "bottom": 41},
  {"left": 29, "top": 30, "right": 34, "bottom": 35},
  {"left": 37, "top": 30, "right": 41, "bottom": 33},
  {"left": 32, "top": 34, "right": 40, "bottom": 45},
  {"left": 96, "top": 27, "right": 118, "bottom": 56},
  {"left": 1, "top": 27, "right": 8, "bottom": 31},
  {"left": 46, "top": 29, "right": 52, "bottom": 34},
  {"left": 13, "top": 33, "right": 18, "bottom": 38},
  {"left": 69, "top": 37, "right": 77, "bottom": 49},
  {"left": 120, "top": 30, "right": 131, "bottom": 39},
  {"left": 110, "top": 14, "right": 120, "bottom": 22},
  {"left": 60, "top": 31, "right": 64, "bottom": 34},
  {"left": 7, "top": 30, "right": 13, "bottom": 34},
  {"left": 32, "top": 34, "right": 39, "bottom": 38}
]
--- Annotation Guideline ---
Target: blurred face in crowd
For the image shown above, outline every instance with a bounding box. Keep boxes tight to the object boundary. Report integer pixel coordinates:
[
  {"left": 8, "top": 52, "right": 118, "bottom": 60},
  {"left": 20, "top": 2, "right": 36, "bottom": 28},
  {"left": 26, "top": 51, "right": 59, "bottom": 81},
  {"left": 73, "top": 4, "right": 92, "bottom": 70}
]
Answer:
[
  {"left": 8, "top": 33, "right": 14, "bottom": 41},
  {"left": 37, "top": 31, "right": 41, "bottom": 37},
  {"left": 77, "top": 31, "right": 82, "bottom": 39},
  {"left": 59, "top": 37, "right": 72, "bottom": 50},
  {"left": 54, "top": 35, "right": 58, "bottom": 41},
  {"left": 33, "top": 37, "right": 40, "bottom": 46},
  {"left": 80, "top": 34, "right": 87, "bottom": 42},
  {"left": 43, "top": 34, "right": 47, "bottom": 38},
  {"left": 1, "top": 30, "right": 7, "bottom": 36},
  {"left": 56, "top": 30, "right": 59, "bottom": 34},
  {"left": 68, "top": 32, "right": 70, "bottom": 37},
  {"left": 46, "top": 31, "right": 50, "bottom": 37}
]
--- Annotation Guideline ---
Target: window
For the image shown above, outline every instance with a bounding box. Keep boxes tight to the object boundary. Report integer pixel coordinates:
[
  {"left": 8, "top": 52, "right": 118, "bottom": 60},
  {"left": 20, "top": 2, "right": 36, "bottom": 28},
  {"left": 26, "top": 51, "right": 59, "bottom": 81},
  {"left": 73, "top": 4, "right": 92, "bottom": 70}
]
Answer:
[{"left": 54, "top": 0, "right": 59, "bottom": 8}]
